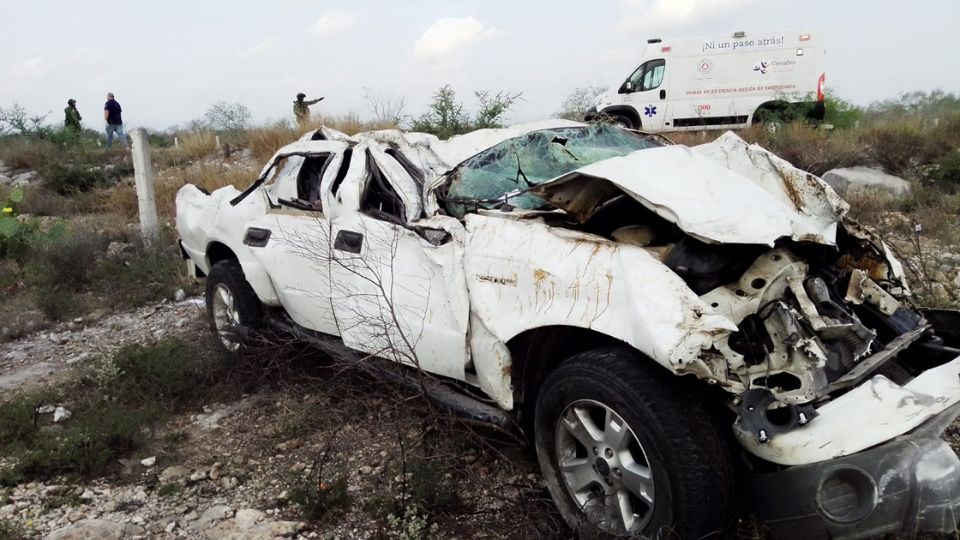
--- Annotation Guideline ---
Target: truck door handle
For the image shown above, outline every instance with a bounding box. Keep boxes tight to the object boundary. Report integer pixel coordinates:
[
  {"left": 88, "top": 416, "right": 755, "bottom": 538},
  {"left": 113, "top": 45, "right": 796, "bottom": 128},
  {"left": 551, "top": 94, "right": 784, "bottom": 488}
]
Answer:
[
  {"left": 243, "top": 227, "right": 271, "bottom": 247},
  {"left": 660, "top": 89, "right": 666, "bottom": 100},
  {"left": 334, "top": 230, "right": 363, "bottom": 254}
]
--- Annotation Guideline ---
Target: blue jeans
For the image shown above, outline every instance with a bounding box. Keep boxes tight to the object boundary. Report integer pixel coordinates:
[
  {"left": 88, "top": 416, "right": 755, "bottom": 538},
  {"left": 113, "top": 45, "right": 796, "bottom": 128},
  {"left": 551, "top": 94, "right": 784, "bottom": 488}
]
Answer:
[{"left": 105, "top": 123, "right": 127, "bottom": 147}]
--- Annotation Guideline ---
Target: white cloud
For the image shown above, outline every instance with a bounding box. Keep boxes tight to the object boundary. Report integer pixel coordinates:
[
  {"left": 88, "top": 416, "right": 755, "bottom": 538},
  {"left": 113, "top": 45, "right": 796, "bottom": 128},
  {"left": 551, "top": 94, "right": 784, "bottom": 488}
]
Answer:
[
  {"left": 242, "top": 36, "right": 278, "bottom": 56},
  {"left": 12, "top": 57, "right": 49, "bottom": 78},
  {"left": 311, "top": 11, "right": 358, "bottom": 38},
  {"left": 621, "top": 0, "right": 759, "bottom": 28},
  {"left": 413, "top": 17, "right": 497, "bottom": 59}
]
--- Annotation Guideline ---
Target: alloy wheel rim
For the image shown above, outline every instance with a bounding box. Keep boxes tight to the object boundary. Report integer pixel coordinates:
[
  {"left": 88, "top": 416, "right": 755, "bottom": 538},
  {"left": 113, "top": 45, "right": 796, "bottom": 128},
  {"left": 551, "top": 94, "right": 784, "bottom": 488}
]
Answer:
[
  {"left": 211, "top": 283, "right": 241, "bottom": 351},
  {"left": 555, "top": 399, "right": 655, "bottom": 535}
]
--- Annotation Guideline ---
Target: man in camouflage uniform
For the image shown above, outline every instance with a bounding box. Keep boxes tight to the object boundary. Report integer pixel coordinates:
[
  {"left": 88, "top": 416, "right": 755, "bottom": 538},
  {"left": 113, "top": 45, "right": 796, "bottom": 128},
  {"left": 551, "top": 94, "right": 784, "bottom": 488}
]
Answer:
[
  {"left": 293, "top": 93, "right": 323, "bottom": 128},
  {"left": 64, "top": 99, "right": 82, "bottom": 131}
]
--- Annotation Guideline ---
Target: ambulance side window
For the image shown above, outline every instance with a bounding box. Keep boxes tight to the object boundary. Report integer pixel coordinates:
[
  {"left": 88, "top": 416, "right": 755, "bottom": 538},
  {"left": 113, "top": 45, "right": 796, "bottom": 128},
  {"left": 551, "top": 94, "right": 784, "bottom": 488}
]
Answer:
[
  {"left": 640, "top": 60, "right": 666, "bottom": 91},
  {"left": 625, "top": 65, "right": 646, "bottom": 92}
]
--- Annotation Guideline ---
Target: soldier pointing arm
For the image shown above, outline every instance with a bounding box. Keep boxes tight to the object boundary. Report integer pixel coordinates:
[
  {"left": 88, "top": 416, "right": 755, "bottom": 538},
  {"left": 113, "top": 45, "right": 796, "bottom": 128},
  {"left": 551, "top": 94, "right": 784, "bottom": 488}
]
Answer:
[{"left": 293, "top": 92, "right": 324, "bottom": 129}]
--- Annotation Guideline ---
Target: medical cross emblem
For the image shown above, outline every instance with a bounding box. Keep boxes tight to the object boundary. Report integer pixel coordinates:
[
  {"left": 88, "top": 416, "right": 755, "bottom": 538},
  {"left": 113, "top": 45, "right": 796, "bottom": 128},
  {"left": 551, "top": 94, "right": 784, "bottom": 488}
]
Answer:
[{"left": 644, "top": 105, "right": 657, "bottom": 117}]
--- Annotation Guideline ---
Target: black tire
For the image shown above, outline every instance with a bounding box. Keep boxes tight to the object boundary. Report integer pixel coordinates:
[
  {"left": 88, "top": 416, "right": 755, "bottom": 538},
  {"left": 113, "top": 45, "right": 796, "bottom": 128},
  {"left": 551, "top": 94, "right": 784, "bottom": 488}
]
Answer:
[
  {"left": 611, "top": 114, "right": 635, "bottom": 130},
  {"left": 534, "top": 347, "right": 735, "bottom": 538},
  {"left": 205, "top": 259, "right": 263, "bottom": 352}
]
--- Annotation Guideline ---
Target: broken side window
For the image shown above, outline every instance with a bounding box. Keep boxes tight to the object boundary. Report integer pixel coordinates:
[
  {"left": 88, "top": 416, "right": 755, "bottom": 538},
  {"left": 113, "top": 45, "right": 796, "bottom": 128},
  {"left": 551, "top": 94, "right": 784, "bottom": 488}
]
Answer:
[
  {"left": 266, "top": 155, "right": 306, "bottom": 201},
  {"left": 441, "top": 124, "right": 660, "bottom": 219},
  {"left": 361, "top": 150, "right": 406, "bottom": 224},
  {"left": 330, "top": 148, "right": 353, "bottom": 196},
  {"left": 385, "top": 147, "right": 424, "bottom": 190},
  {"left": 295, "top": 154, "right": 333, "bottom": 209}
]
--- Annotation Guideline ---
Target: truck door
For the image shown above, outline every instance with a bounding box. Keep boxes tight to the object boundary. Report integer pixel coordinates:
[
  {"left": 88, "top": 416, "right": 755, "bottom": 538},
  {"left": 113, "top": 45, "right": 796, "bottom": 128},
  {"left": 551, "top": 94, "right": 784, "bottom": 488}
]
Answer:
[
  {"left": 327, "top": 149, "right": 471, "bottom": 381},
  {"left": 623, "top": 59, "right": 668, "bottom": 131},
  {"left": 246, "top": 152, "right": 344, "bottom": 337}
]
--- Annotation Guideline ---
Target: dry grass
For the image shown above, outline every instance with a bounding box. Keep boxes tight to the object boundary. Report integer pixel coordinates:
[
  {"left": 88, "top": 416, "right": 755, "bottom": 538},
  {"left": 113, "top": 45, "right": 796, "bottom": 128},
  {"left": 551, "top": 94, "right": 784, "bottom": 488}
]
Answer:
[
  {"left": 245, "top": 124, "right": 300, "bottom": 163},
  {"left": 103, "top": 161, "right": 259, "bottom": 218},
  {"left": 177, "top": 131, "right": 218, "bottom": 161},
  {"left": 11, "top": 185, "right": 100, "bottom": 217},
  {"left": 0, "top": 137, "right": 58, "bottom": 171},
  {"left": 245, "top": 113, "right": 398, "bottom": 163},
  {"left": 670, "top": 124, "right": 866, "bottom": 176}
]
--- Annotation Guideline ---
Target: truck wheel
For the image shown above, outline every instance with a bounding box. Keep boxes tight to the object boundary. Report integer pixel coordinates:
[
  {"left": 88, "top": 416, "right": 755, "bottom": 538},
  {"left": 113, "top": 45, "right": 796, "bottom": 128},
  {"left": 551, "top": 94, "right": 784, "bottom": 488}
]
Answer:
[
  {"left": 534, "top": 347, "right": 734, "bottom": 538},
  {"left": 205, "top": 259, "right": 263, "bottom": 352},
  {"left": 611, "top": 115, "right": 635, "bottom": 130}
]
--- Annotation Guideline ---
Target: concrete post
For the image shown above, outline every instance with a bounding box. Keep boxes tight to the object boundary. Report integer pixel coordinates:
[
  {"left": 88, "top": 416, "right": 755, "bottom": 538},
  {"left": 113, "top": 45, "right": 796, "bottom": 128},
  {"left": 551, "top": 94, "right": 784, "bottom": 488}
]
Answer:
[
  {"left": 215, "top": 135, "right": 221, "bottom": 148},
  {"left": 174, "top": 136, "right": 179, "bottom": 148},
  {"left": 130, "top": 128, "right": 160, "bottom": 245}
]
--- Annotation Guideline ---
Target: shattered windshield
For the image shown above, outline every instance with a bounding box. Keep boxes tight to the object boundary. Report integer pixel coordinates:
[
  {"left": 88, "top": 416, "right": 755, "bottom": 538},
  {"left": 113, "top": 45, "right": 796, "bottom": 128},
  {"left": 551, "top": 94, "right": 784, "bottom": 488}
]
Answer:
[{"left": 441, "top": 124, "right": 661, "bottom": 218}]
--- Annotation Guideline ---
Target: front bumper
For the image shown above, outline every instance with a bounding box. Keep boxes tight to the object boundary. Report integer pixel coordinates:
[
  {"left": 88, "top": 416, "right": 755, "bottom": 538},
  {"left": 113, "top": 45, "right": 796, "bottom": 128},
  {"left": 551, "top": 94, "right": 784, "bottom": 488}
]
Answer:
[
  {"left": 752, "top": 402, "right": 960, "bottom": 539},
  {"left": 736, "top": 354, "right": 960, "bottom": 465}
]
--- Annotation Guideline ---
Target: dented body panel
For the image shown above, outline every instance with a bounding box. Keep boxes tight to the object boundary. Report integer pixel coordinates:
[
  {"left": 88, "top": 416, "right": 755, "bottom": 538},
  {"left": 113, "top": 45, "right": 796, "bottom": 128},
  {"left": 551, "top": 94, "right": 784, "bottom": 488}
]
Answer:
[
  {"left": 537, "top": 144, "right": 838, "bottom": 245},
  {"left": 738, "top": 355, "right": 960, "bottom": 465},
  {"left": 463, "top": 214, "right": 735, "bottom": 375},
  {"left": 176, "top": 121, "right": 960, "bottom": 537}
]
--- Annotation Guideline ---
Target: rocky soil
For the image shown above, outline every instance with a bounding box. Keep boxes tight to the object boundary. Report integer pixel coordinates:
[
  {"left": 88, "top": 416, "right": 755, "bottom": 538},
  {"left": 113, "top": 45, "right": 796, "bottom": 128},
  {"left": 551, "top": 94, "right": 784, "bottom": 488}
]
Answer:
[{"left": 0, "top": 297, "right": 561, "bottom": 539}]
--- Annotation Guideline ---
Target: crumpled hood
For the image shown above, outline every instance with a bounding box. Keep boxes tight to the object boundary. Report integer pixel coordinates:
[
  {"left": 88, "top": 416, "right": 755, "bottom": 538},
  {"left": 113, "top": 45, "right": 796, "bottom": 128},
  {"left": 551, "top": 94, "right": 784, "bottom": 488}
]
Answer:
[{"left": 533, "top": 132, "right": 848, "bottom": 246}]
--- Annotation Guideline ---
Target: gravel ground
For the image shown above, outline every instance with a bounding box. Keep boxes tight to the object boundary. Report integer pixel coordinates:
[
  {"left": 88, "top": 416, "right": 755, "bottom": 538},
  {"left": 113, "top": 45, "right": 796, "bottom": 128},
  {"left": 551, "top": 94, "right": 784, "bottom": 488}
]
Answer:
[{"left": 1, "top": 295, "right": 958, "bottom": 539}]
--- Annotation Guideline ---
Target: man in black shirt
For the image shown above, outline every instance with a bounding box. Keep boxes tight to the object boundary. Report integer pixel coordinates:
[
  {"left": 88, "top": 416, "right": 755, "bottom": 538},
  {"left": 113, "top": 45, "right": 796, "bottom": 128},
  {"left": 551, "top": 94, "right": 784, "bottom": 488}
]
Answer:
[{"left": 103, "top": 92, "right": 127, "bottom": 147}]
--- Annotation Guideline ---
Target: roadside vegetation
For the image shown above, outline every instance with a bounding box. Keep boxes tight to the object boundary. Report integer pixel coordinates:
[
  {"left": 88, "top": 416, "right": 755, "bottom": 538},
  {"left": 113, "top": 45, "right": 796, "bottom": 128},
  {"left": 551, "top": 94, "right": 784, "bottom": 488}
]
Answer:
[
  {"left": 1, "top": 87, "right": 958, "bottom": 339},
  {"left": 0, "top": 87, "right": 958, "bottom": 538},
  {"left": 0, "top": 340, "right": 227, "bottom": 485}
]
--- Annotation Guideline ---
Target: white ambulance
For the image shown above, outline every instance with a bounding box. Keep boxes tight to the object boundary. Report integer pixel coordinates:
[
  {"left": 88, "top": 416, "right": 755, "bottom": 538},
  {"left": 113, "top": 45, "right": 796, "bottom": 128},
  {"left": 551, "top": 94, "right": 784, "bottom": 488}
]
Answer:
[{"left": 587, "top": 30, "right": 826, "bottom": 132}]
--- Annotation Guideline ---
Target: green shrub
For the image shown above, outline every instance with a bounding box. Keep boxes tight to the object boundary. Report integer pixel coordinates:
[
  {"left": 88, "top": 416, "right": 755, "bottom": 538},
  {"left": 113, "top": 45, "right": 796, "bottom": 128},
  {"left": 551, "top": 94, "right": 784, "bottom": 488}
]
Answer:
[
  {"left": 0, "top": 518, "right": 25, "bottom": 540},
  {"left": 0, "top": 136, "right": 58, "bottom": 171},
  {"left": 109, "top": 341, "right": 211, "bottom": 404},
  {"left": 407, "top": 457, "right": 457, "bottom": 513},
  {"left": 747, "top": 123, "right": 867, "bottom": 176},
  {"left": 0, "top": 187, "right": 68, "bottom": 263},
  {"left": 8, "top": 406, "right": 151, "bottom": 480},
  {"left": 823, "top": 92, "right": 863, "bottom": 129},
  {"left": 0, "top": 394, "right": 42, "bottom": 444},
  {"left": 0, "top": 187, "right": 25, "bottom": 257},
  {"left": 20, "top": 226, "right": 191, "bottom": 320},
  {"left": 41, "top": 163, "right": 108, "bottom": 194},
  {"left": 92, "top": 242, "right": 191, "bottom": 309},
  {"left": 24, "top": 228, "right": 107, "bottom": 293},
  {"left": 289, "top": 474, "right": 351, "bottom": 521},
  {"left": 157, "top": 482, "right": 182, "bottom": 497},
  {"left": 31, "top": 288, "right": 89, "bottom": 321},
  {"left": 863, "top": 122, "right": 948, "bottom": 177},
  {"left": 866, "top": 90, "right": 960, "bottom": 123},
  {"left": 0, "top": 339, "right": 221, "bottom": 485},
  {"left": 927, "top": 150, "right": 960, "bottom": 189},
  {"left": 933, "top": 112, "right": 960, "bottom": 150}
]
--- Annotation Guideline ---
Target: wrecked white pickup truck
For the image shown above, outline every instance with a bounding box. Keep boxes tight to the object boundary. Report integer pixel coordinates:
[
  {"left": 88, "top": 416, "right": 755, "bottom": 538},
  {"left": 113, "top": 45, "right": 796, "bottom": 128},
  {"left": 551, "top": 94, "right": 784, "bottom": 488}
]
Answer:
[{"left": 176, "top": 120, "right": 960, "bottom": 539}]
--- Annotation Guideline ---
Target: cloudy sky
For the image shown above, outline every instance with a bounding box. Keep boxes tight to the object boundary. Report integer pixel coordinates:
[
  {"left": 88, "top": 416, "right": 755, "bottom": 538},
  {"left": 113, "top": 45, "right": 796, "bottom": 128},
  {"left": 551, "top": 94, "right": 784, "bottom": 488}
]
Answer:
[{"left": 1, "top": 0, "right": 957, "bottom": 130}]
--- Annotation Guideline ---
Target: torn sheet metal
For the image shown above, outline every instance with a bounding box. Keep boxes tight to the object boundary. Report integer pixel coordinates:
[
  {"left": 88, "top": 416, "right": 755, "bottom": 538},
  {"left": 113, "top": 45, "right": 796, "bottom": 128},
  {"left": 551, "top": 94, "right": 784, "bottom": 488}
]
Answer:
[
  {"left": 536, "top": 144, "right": 840, "bottom": 246},
  {"left": 368, "top": 146, "right": 423, "bottom": 223},
  {"left": 736, "top": 354, "right": 960, "bottom": 466},
  {"left": 257, "top": 140, "right": 349, "bottom": 178},
  {"left": 176, "top": 183, "right": 282, "bottom": 306},
  {"left": 694, "top": 131, "right": 848, "bottom": 230},
  {"left": 845, "top": 268, "right": 902, "bottom": 315},
  {"left": 463, "top": 214, "right": 737, "bottom": 382}
]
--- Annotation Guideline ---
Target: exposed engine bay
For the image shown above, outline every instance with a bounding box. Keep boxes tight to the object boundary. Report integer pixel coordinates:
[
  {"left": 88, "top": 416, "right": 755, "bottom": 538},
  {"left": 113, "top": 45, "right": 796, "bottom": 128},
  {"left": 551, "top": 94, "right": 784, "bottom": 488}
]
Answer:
[{"left": 432, "top": 125, "right": 959, "bottom": 449}]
